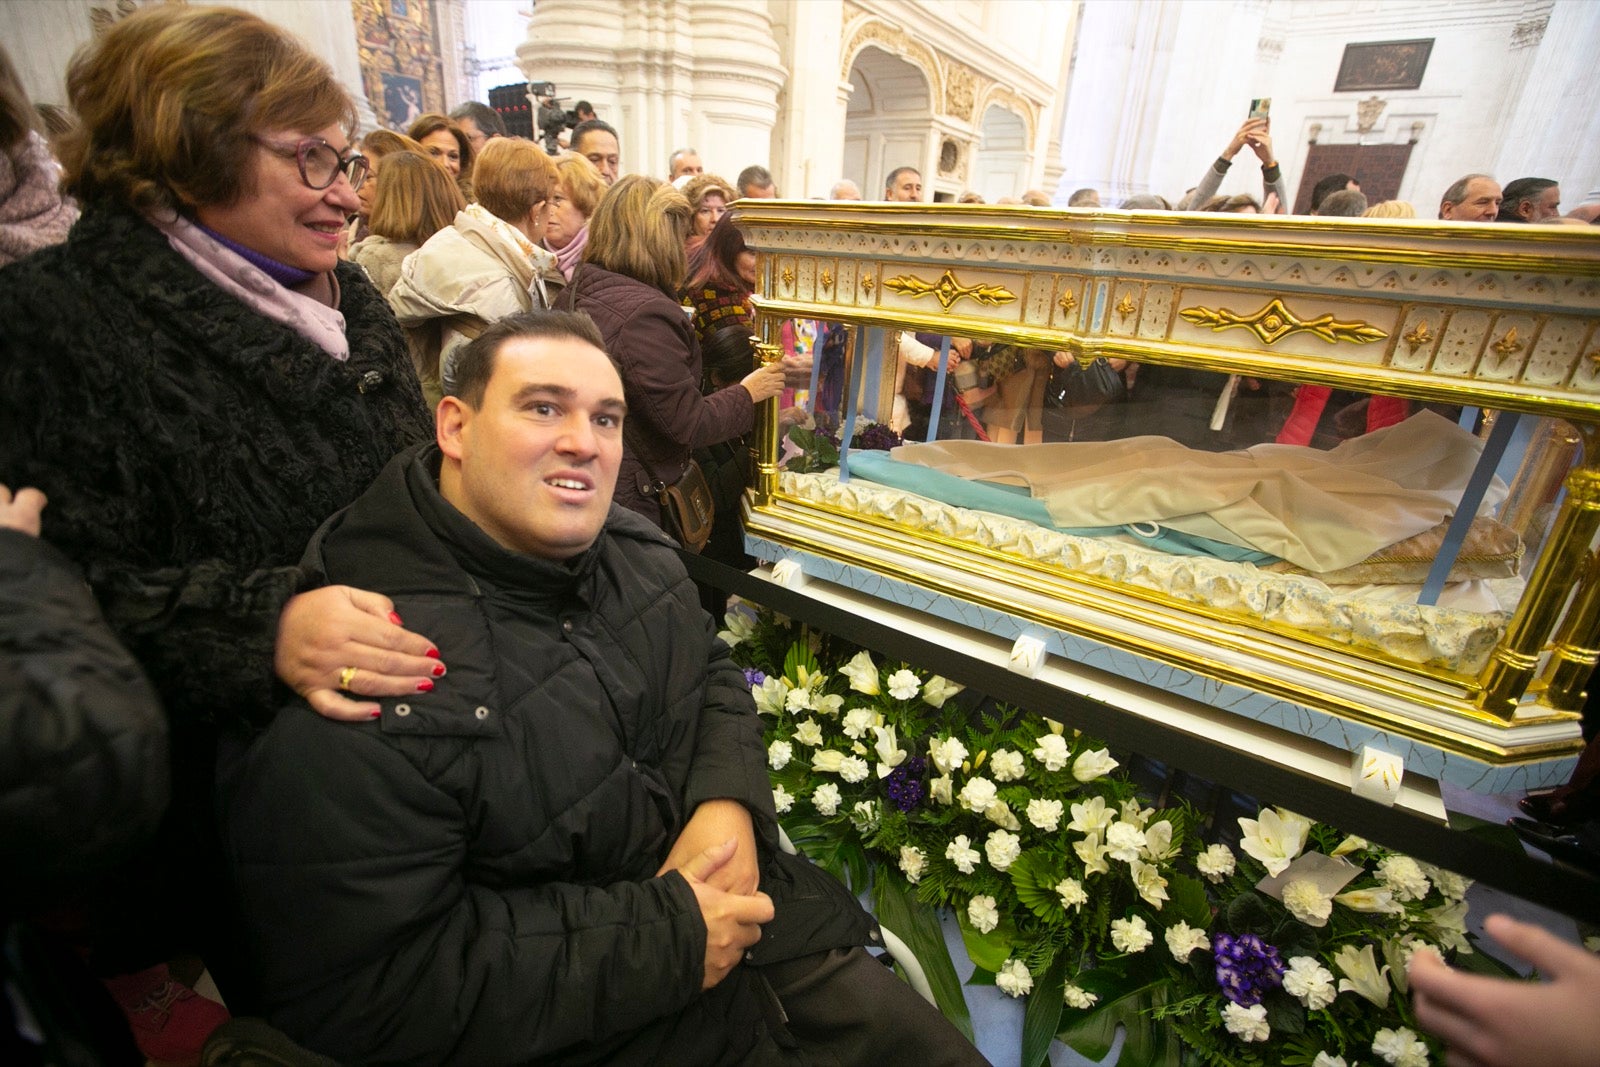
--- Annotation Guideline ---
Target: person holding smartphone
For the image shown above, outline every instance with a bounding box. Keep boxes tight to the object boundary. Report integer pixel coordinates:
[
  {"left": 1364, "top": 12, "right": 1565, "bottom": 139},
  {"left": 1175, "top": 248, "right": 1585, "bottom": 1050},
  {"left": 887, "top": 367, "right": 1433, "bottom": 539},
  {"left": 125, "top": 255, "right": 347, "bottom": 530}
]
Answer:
[{"left": 1186, "top": 106, "right": 1290, "bottom": 214}]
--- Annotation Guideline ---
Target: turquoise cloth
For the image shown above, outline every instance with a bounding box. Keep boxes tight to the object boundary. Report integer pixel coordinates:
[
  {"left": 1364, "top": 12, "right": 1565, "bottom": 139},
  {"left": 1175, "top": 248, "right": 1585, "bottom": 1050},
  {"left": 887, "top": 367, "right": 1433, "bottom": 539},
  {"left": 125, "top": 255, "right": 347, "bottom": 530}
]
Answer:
[{"left": 841, "top": 451, "right": 1278, "bottom": 565}]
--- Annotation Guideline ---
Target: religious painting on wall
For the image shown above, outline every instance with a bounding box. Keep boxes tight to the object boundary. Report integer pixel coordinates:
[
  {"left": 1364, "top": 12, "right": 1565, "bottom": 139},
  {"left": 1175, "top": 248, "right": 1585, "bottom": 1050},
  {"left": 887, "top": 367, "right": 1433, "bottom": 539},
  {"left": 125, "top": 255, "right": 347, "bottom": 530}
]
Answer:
[
  {"left": 350, "top": 0, "right": 446, "bottom": 130},
  {"left": 381, "top": 72, "right": 425, "bottom": 127},
  {"left": 1334, "top": 39, "right": 1434, "bottom": 92}
]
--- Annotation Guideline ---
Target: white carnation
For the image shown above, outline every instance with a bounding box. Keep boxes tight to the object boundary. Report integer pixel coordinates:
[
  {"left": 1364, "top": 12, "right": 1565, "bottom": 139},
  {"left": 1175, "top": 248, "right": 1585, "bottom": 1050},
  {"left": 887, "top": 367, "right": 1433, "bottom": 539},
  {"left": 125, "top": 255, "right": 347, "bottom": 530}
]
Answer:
[
  {"left": 1196, "top": 843, "right": 1236, "bottom": 883},
  {"left": 1222, "top": 1002, "right": 1270, "bottom": 1043},
  {"left": 812, "top": 783, "right": 841, "bottom": 817},
  {"left": 1312, "top": 1054, "right": 1348, "bottom": 1067},
  {"left": 767, "top": 739, "right": 793, "bottom": 770},
  {"left": 1283, "top": 879, "right": 1334, "bottom": 927},
  {"left": 839, "top": 755, "right": 870, "bottom": 783},
  {"left": 886, "top": 669, "right": 921, "bottom": 700},
  {"left": 1056, "top": 878, "right": 1087, "bottom": 911},
  {"left": 1372, "top": 1026, "right": 1430, "bottom": 1067},
  {"left": 1164, "top": 921, "right": 1210, "bottom": 962},
  {"left": 841, "top": 707, "right": 878, "bottom": 739},
  {"left": 929, "top": 736, "right": 968, "bottom": 774},
  {"left": 1031, "top": 733, "right": 1071, "bottom": 771},
  {"left": 1105, "top": 821, "right": 1147, "bottom": 864},
  {"left": 985, "top": 830, "right": 1022, "bottom": 871},
  {"left": 1283, "top": 956, "right": 1338, "bottom": 1010},
  {"left": 772, "top": 784, "right": 794, "bottom": 813},
  {"left": 967, "top": 893, "right": 1000, "bottom": 933},
  {"left": 994, "top": 958, "right": 1033, "bottom": 998},
  {"left": 1062, "top": 983, "right": 1098, "bottom": 1009},
  {"left": 1377, "top": 856, "right": 1432, "bottom": 902},
  {"left": 957, "top": 776, "right": 998, "bottom": 813},
  {"left": 899, "top": 845, "right": 926, "bottom": 884},
  {"left": 945, "top": 834, "right": 982, "bottom": 874},
  {"left": 989, "top": 748, "right": 1026, "bottom": 781},
  {"left": 1110, "top": 915, "right": 1153, "bottom": 954},
  {"left": 1026, "top": 798, "right": 1064, "bottom": 831}
]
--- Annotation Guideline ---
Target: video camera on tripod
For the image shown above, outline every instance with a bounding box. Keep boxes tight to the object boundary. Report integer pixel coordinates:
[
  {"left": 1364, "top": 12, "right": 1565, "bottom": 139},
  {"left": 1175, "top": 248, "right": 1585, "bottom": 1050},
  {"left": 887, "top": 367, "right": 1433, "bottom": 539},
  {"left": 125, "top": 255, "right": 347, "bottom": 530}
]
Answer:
[{"left": 530, "top": 81, "right": 578, "bottom": 154}]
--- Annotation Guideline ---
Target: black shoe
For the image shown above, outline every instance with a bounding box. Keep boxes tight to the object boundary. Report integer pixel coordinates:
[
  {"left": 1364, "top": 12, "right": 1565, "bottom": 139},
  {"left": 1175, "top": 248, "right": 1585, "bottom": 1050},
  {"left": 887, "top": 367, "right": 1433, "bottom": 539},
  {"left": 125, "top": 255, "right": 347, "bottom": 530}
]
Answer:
[{"left": 1508, "top": 816, "right": 1600, "bottom": 874}]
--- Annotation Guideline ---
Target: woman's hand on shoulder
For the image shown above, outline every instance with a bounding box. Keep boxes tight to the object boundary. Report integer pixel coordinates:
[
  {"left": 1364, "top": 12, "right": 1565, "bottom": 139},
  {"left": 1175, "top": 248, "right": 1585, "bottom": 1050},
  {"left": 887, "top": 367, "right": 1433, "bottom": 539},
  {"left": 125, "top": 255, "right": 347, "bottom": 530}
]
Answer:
[
  {"left": 275, "top": 585, "right": 444, "bottom": 721},
  {"left": 739, "top": 361, "right": 786, "bottom": 404}
]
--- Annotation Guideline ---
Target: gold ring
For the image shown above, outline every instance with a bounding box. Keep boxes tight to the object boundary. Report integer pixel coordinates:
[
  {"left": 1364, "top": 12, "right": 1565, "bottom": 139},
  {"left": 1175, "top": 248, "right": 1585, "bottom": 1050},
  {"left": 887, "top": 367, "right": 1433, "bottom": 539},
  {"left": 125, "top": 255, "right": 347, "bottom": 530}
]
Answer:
[{"left": 338, "top": 666, "right": 358, "bottom": 690}]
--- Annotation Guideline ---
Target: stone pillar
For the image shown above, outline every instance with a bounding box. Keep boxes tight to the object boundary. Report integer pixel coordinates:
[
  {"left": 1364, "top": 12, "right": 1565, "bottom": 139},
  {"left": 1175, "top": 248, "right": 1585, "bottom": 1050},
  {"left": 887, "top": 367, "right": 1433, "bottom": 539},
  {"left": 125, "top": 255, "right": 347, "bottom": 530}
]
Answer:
[
  {"left": 1493, "top": 1, "right": 1600, "bottom": 205},
  {"left": 688, "top": 0, "right": 785, "bottom": 184},
  {"left": 767, "top": 0, "right": 847, "bottom": 198}
]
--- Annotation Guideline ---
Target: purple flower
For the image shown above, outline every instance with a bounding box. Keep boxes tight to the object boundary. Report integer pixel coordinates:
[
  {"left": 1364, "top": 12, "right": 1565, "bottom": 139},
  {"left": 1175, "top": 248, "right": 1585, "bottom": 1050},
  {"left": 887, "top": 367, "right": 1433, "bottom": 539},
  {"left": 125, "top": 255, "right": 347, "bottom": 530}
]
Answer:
[
  {"left": 884, "top": 755, "right": 927, "bottom": 813},
  {"left": 743, "top": 668, "right": 766, "bottom": 688},
  {"left": 853, "top": 422, "right": 904, "bottom": 453},
  {"left": 1211, "top": 932, "right": 1286, "bottom": 1007}
]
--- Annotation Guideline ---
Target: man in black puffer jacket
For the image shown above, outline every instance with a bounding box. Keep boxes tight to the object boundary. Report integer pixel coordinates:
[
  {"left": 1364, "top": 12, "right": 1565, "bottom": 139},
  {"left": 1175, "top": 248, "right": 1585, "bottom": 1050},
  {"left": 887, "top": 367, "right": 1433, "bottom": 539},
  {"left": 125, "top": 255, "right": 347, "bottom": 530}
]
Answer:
[{"left": 221, "top": 312, "right": 987, "bottom": 1066}]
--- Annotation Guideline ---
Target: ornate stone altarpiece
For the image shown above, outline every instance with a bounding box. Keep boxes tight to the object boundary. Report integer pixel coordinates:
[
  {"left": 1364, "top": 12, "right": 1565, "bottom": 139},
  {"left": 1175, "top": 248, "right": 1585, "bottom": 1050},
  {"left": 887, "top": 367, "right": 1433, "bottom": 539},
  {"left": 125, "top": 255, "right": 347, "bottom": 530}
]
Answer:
[{"left": 731, "top": 202, "right": 1600, "bottom": 800}]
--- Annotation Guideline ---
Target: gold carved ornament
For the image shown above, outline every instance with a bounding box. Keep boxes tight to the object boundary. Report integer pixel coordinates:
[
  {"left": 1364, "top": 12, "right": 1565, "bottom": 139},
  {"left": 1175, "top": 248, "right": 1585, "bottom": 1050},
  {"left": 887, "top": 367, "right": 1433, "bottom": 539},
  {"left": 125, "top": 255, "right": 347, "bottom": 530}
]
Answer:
[
  {"left": 1058, "top": 290, "right": 1077, "bottom": 316},
  {"left": 1491, "top": 327, "right": 1524, "bottom": 359},
  {"left": 1179, "top": 297, "right": 1388, "bottom": 346},
  {"left": 820, "top": 269, "right": 835, "bottom": 290},
  {"left": 781, "top": 266, "right": 796, "bottom": 288},
  {"left": 861, "top": 274, "right": 876, "bottom": 294},
  {"left": 882, "top": 269, "right": 1016, "bottom": 313},
  {"left": 1115, "top": 293, "right": 1137, "bottom": 320},
  {"left": 1403, "top": 320, "right": 1432, "bottom": 350}
]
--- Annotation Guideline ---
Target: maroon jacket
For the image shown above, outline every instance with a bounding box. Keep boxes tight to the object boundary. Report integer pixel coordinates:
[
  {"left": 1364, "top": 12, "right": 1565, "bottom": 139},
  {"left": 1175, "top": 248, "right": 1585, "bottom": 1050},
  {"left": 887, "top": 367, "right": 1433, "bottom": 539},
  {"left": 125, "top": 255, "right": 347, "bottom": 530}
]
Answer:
[{"left": 558, "top": 264, "right": 754, "bottom": 523}]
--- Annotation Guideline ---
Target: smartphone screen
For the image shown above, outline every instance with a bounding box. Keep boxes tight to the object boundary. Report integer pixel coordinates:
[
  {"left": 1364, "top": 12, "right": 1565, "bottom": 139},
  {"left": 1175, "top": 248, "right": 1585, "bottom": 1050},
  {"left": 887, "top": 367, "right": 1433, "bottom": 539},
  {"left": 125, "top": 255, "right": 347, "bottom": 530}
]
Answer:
[{"left": 1249, "top": 97, "right": 1271, "bottom": 121}]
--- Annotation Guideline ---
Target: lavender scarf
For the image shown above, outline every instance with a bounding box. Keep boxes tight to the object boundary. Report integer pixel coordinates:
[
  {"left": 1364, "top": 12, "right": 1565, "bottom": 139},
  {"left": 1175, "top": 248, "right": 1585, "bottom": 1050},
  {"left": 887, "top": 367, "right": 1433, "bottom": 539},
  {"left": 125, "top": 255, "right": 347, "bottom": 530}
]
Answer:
[
  {"left": 547, "top": 223, "right": 589, "bottom": 280},
  {"left": 0, "top": 133, "right": 78, "bottom": 267}
]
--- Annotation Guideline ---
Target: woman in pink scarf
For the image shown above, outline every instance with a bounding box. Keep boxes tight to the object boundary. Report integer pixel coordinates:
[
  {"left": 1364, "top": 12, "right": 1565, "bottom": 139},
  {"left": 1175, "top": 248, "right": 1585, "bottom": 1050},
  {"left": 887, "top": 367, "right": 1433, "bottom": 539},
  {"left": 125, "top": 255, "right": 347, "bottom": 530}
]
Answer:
[
  {"left": 544, "top": 151, "right": 605, "bottom": 279},
  {"left": 0, "top": 44, "right": 76, "bottom": 266}
]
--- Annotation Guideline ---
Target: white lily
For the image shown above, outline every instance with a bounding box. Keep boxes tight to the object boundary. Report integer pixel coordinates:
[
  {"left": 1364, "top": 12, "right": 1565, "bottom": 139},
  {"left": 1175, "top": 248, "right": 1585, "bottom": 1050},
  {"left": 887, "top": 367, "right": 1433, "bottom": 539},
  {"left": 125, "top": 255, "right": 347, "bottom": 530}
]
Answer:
[
  {"left": 1332, "top": 943, "right": 1391, "bottom": 1008},
  {"left": 1072, "top": 747, "right": 1119, "bottom": 782},
  {"left": 1237, "top": 807, "right": 1312, "bottom": 877},
  {"left": 872, "top": 723, "right": 907, "bottom": 778},
  {"left": 752, "top": 676, "right": 789, "bottom": 715},
  {"left": 922, "top": 675, "right": 963, "bottom": 708},
  {"left": 839, "top": 650, "right": 880, "bottom": 695}
]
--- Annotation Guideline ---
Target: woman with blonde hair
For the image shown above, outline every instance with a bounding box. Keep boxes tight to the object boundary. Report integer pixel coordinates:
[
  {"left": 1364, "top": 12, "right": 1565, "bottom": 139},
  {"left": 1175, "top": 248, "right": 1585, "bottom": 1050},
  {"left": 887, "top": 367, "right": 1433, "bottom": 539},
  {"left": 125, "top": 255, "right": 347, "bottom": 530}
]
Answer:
[
  {"left": 555, "top": 174, "right": 784, "bottom": 529},
  {"left": 1364, "top": 199, "right": 1418, "bottom": 219},
  {"left": 388, "top": 135, "right": 562, "bottom": 405},
  {"left": 0, "top": 6, "right": 436, "bottom": 1056},
  {"left": 350, "top": 149, "right": 464, "bottom": 296},
  {"left": 681, "top": 172, "right": 736, "bottom": 254},
  {"left": 543, "top": 150, "right": 605, "bottom": 278},
  {"left": 344, "top": 128, "right": 425, "bottom": 246}
]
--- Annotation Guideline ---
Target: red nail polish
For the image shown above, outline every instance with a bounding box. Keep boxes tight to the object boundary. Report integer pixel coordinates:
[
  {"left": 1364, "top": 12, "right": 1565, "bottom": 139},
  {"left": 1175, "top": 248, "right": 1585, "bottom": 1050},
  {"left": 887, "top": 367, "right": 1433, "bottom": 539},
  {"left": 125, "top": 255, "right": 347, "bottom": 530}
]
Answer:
[
  {"left": 425, "top": 647, "right": 440, "bottom": 659},
  {"left": 389, "top": 611, "right": 403, "bottom": 625},
  {"left": 416, "top": 679, "right": 434, "bottom": 692},
  {"left": 431, "top": 663, "right": 446, "bottom": 677},
  {"left": 369, "top": 708, "right": 381, "bottom": 719}
]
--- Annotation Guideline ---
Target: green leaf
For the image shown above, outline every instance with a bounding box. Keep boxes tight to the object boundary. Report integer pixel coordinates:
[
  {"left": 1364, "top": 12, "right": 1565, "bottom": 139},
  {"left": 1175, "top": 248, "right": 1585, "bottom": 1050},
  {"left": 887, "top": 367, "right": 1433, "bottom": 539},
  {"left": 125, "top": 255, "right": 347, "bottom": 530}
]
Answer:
[
  {"left": 872, "top": 873, "right": 974, "bottom": 1041},
  {"left": 957, "top": 909, "right": 1015, "bottom": 973},
  {"left": 782, "top": 641, "right": 821, "bottom": 685},
  {"left": 1008, "top": 850, "right": 1065, "bottom": 921},
  {"left": 1165, "top": 873, "right": 1211, "bottom": 929},
  {"left": 1022, "top": 955, "right": 1067, "bottom": 1067},
  {"left": 1057, "top": 965, "right": 1182, "bottom": 1067},
  {"left": 1224, "top": 891, "right": 1274, "bottom": 935},
  {"left": 1262, "top": 989, "right": 1305, "bottom": 1036}
]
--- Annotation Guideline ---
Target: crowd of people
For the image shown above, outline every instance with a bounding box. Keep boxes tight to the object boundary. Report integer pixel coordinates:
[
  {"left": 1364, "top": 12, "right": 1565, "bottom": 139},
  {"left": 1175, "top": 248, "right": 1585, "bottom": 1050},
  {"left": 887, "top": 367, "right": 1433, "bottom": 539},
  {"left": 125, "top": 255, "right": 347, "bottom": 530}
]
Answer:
[{"left": 0, "top": 6, "right": 1594, "bottom": 1066}]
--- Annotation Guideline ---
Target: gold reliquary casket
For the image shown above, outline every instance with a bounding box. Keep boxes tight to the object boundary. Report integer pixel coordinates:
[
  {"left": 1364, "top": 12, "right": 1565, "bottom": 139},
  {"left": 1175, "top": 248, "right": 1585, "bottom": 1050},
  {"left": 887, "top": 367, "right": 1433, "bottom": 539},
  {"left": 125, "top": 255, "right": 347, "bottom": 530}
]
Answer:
[{"left": 732, "top": 201, "right": 1600, "bottom": 803}]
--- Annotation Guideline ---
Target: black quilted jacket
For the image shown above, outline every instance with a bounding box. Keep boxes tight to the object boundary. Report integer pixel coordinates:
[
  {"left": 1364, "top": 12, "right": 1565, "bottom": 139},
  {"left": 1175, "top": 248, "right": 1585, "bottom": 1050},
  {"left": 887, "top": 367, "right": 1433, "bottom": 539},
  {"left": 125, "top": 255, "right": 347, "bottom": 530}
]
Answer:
[
  {"left": 222, "top": 447, "right": 874, "bottom": 1066},
  {"left": 0, "top": 204, "right": 432, "bottom": 737}
]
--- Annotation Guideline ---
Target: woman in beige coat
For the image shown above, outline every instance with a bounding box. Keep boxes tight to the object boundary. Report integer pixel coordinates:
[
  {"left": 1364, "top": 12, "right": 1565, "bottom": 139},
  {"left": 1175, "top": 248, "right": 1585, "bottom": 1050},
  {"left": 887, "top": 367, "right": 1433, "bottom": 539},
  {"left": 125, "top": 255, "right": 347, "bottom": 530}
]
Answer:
[{"left": 387, "top": 138, "right": 564, "bottom": 406}]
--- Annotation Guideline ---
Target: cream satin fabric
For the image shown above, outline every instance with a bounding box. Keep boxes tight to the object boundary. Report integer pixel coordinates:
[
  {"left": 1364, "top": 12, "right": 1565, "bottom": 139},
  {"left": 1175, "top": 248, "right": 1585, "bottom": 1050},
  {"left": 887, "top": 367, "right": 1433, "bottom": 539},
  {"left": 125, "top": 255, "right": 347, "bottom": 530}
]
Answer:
[{"left": 891, "top": 412, "right": 1497, "bottom": 573}]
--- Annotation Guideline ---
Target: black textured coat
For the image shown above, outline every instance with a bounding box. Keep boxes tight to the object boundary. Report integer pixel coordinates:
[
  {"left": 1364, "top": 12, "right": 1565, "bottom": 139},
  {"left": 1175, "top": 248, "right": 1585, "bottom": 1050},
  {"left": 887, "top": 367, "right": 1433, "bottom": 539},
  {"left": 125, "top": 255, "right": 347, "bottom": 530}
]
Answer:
[
  {"left": 222, "top": 447, "right": 875, "bottom": 1066},
  {"left": 0, "top": 204, "right": 432, "bottom": 738}
]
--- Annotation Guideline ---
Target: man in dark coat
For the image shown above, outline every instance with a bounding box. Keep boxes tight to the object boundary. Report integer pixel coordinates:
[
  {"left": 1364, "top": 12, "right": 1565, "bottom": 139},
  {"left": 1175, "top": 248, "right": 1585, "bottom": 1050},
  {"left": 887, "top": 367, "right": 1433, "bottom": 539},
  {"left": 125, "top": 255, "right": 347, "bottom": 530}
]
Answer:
[{"left": 222, "top": 312, "right": 987, "bottom": 1066}]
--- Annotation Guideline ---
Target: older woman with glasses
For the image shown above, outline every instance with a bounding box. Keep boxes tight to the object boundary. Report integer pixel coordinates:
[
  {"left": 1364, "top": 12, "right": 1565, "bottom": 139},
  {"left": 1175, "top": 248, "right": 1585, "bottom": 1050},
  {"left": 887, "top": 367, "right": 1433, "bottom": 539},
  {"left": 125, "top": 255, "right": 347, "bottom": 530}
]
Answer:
[{"left": 0, "top": 7, "right": 435, "bottom": 1052}]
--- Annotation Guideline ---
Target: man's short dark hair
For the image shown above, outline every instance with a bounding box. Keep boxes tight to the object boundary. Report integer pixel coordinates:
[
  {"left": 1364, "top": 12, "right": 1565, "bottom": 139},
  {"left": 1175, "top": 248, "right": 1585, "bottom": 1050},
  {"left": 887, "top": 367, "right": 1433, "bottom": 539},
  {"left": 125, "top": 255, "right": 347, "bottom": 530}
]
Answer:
[
  {"left": 1498, "top": 177, "right": 1557, "bottom": 221},
  {"left": 570, "top": 118, "right": 616, "bottom": 152},
  {"left": 449, "top": 310, "right": 611, "bottom": 407},
  {"left": 737, "top": 164, "right": 774, "bottom": 195},
  {"left": 1066, "top": 187, "right": 1099, "bottom": 206},
  {"left": 1309, "top": 173, "right": 1354, "bottom": 211},
  {"left": 449, "top": 100, "right": 505, "bottom": 138},
  {"left": 884, "top": 166, "right": 920, "bottom": 192},
  {"left": 573, "top": 100, "right": 595, "bottom": 120},
  {"left": 1315, "top": 189, "right": 1368, "bottom": 217}
]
